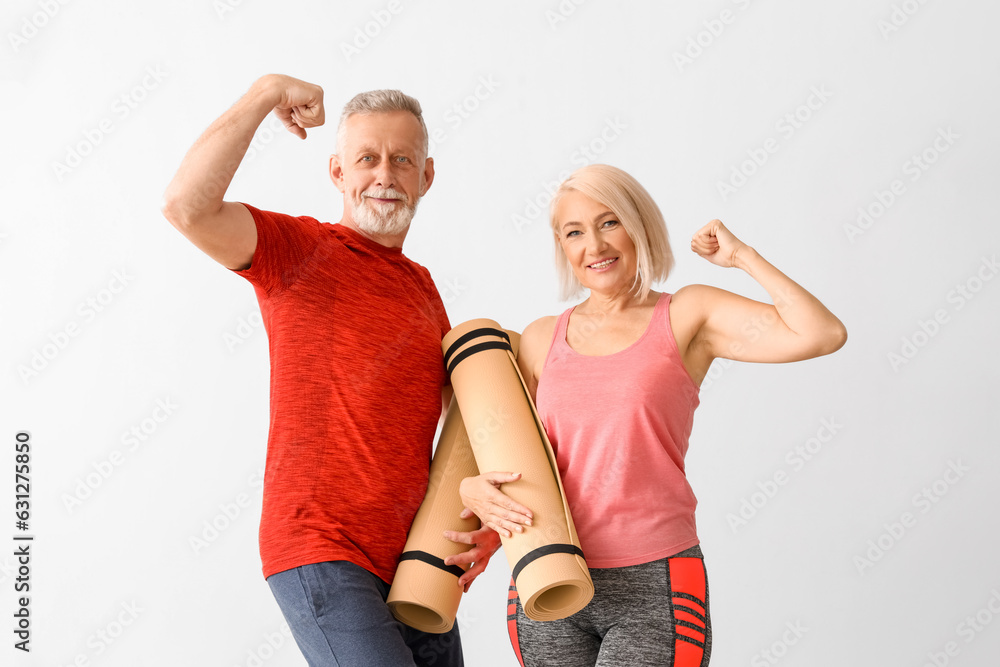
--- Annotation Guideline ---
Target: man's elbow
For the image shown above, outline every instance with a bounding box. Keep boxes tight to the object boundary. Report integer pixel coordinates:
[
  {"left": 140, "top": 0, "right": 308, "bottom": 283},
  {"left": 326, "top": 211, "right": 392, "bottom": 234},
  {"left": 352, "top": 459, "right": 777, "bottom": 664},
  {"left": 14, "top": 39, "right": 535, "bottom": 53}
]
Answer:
[
  {"left": 160, "top": 192, "right": 191, "bottom": 232},
  {"left": 160, "top": 192, "right": 213, "bottom": 235}
]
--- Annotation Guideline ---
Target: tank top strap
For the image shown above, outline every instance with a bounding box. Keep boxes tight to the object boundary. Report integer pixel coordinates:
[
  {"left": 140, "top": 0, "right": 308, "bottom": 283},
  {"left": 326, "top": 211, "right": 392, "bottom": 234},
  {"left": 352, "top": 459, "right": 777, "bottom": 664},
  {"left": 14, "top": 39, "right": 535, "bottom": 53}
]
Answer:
[
  {"left": 542, "top": 305, "right": 576, "bottom": 370},
  {"left": 644, "top": 292, "right": 691, "bottom": 373},
  {"left": 648, "top": 291, "right": 674, "bottom": 349}
]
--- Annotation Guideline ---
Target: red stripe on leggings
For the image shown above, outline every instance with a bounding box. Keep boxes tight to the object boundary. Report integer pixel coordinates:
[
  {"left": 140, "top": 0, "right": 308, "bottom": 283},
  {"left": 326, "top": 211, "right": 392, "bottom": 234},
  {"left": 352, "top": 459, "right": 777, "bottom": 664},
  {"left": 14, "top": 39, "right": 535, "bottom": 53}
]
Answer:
[
  {"left": 507, "top": 579, "right": 526, "bottom": 667},
  {"left": 668, "top": 557, "right": 707, "bottom": 667}
]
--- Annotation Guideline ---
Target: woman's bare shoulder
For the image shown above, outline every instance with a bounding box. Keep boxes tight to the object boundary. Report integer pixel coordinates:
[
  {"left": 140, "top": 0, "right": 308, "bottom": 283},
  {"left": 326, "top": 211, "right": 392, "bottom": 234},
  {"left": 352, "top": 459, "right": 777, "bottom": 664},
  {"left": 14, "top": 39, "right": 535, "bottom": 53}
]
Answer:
[
  {"left": 517, "top": 315, "right": 559, "bottom": 386},
  {"left": 522, "top": 315, "right": 559, "bottom": 344}
]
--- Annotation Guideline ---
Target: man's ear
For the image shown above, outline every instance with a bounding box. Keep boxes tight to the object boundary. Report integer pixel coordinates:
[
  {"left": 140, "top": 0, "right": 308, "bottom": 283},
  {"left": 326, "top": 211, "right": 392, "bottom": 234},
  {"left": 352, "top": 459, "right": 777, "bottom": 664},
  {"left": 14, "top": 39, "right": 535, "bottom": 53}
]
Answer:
[
  {"left": 420, "top": 156, "right": 435, "bottom": 196},
  {"left": 329, "top": 154, "right": 346, "bottom": 192}
]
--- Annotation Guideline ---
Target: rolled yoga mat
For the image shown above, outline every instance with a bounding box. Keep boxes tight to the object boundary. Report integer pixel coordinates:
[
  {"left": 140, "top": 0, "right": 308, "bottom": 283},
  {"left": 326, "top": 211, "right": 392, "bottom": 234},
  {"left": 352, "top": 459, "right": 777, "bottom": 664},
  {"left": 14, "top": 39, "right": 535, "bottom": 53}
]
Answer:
[
  {"left": 442, "top": 320, "right": 594, "bottom": 621},
  {"left": 387, "top": 395, "right": 481, "bottom": 633},
  {"left": 387, "top": 330, "right": 522, "bottom": 631}
]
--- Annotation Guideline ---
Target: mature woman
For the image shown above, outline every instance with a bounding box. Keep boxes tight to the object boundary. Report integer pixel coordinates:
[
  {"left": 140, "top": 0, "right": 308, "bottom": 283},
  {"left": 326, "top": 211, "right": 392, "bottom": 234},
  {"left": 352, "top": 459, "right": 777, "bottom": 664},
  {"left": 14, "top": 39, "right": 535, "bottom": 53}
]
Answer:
[{"left": 451, "top": 164, "right": 847, "bottom": 666}]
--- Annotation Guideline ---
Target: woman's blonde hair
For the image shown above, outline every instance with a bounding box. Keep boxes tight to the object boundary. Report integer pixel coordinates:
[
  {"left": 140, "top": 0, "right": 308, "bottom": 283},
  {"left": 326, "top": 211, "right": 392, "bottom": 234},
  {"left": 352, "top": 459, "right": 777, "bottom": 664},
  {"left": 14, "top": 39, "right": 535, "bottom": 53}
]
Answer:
[{"left": 550, "top": 164, "right": 674, "bottom": 301}]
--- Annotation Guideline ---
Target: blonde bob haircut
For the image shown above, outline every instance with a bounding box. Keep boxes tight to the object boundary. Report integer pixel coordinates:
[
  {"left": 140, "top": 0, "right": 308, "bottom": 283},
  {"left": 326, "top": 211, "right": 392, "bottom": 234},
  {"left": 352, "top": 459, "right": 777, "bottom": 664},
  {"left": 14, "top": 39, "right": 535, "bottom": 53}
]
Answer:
[{"left": 550, "top": 164, "right": 674, "bottom": 301}]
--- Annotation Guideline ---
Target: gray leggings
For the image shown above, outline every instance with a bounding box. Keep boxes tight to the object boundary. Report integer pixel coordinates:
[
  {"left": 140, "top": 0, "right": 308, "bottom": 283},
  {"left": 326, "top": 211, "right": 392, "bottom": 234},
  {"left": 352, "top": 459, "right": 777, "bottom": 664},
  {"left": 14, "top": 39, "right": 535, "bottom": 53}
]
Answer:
[{"left": 508, "top": 546, "right": 711, "bottom": 667}]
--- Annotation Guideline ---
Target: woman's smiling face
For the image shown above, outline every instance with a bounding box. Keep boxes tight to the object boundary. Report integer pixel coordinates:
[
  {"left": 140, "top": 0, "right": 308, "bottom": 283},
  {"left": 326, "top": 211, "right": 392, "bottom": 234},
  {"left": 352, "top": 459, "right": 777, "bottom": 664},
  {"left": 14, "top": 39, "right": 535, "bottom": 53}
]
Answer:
[{"left": 554, "top": 189, "right": 637, "bottom": 296}]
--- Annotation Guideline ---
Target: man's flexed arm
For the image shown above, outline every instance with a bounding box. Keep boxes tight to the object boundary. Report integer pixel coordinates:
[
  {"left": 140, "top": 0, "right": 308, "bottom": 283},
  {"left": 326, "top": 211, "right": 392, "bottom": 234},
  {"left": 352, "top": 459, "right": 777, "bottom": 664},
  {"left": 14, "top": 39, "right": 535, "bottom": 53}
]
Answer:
[{"left": 160, "top": 74, "right": 325, "bottom": 270}]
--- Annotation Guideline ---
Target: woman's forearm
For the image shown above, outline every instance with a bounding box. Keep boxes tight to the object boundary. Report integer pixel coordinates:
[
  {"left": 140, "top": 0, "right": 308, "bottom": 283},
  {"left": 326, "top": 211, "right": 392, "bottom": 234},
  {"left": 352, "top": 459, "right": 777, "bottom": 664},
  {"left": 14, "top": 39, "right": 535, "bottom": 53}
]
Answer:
[{"left": 733, "top": 245, "right": 848, "bottom": 352}]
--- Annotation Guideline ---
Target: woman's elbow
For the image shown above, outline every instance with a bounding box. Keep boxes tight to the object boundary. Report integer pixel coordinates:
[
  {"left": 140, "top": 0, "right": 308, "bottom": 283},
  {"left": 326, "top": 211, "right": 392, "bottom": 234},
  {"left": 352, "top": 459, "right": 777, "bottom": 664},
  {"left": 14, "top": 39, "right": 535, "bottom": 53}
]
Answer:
[{"left": 817, "top": 320, "right": 848, "bottom": 356}]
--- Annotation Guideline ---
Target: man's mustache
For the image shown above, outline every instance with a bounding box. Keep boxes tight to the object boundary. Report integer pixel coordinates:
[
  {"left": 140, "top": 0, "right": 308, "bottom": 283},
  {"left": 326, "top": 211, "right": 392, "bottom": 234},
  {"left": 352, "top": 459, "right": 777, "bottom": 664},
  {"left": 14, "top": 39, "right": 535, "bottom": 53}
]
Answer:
[{"left": 362, "top": 188, "right": 409, "bottom": 203}]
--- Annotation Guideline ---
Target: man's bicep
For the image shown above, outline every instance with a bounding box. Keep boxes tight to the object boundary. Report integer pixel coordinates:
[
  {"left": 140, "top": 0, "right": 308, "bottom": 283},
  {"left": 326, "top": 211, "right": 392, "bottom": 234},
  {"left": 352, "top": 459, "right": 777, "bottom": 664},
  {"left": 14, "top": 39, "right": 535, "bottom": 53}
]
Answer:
[{"left": 172, "top": 201, "right": 258, "bottom": 271}]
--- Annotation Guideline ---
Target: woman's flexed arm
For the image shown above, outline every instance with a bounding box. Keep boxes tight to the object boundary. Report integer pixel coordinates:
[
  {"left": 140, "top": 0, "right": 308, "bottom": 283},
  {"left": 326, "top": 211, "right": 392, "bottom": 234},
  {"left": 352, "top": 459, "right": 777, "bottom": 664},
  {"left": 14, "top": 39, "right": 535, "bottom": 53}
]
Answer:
[{"left": 678, "top": 219, "right": 847, "bottom": 365}]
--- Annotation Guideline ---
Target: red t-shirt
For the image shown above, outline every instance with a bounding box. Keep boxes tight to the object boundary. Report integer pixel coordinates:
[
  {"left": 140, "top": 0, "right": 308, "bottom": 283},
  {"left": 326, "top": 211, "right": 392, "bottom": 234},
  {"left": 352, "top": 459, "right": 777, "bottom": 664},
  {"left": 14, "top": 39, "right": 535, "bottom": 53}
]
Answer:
[{"left": 233, "top": 204, "right": 451, "bottom": 583}]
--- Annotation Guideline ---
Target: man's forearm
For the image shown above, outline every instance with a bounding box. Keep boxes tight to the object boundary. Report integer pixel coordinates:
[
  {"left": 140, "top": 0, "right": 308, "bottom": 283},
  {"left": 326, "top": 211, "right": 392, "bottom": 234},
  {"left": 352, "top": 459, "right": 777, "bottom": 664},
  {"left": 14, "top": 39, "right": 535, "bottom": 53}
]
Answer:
[{"left": 162, "top": 76, "right": 279, "bottom": 225}]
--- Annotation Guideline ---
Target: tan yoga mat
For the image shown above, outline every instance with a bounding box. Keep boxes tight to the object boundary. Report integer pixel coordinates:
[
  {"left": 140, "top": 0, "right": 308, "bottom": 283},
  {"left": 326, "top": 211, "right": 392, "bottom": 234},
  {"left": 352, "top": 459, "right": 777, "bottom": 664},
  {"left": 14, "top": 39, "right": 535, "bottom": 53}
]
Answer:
[
  {"left": 387, "top": 395, "right": 481, "bottom": 633},
  {"left": 442, "top": 320, "right": 594, "bottom": 621},
  {"left": 387, "top": 331, "right": 521, "bottom": 632}
]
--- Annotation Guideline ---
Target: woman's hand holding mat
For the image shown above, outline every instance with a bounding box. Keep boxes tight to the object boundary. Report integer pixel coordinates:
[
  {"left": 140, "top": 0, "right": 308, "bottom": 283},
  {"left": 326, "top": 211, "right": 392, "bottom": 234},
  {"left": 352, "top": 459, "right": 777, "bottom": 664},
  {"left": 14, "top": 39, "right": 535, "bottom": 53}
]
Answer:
[
  {"left": 444, "top": 472, "right": 533, "bottom": 591},
  {"left": 455, "top": 472, "right": 534, "bottom": 538}
]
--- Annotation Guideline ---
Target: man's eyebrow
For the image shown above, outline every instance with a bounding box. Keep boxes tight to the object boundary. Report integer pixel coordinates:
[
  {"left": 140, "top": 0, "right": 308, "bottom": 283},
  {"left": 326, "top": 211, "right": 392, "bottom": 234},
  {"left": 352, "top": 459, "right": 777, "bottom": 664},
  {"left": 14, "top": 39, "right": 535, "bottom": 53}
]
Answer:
[{"left": 353, "top": 144, "right": 418, "bottom": 156}]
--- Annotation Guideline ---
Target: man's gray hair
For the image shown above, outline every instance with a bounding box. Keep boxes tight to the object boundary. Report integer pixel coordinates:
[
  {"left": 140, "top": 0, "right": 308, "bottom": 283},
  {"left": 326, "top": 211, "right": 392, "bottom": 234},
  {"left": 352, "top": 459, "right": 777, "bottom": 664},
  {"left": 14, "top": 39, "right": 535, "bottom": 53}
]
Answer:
[{"left": 336, "top": 89, "right": 429, "bottom": 159}]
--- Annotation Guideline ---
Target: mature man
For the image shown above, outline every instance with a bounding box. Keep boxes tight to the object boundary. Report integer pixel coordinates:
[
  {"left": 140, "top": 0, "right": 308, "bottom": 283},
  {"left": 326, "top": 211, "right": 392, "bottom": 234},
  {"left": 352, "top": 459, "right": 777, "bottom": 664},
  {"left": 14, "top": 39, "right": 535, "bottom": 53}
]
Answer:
[{"left": 161, "top": 73, "right": 498, "bottom": 666}]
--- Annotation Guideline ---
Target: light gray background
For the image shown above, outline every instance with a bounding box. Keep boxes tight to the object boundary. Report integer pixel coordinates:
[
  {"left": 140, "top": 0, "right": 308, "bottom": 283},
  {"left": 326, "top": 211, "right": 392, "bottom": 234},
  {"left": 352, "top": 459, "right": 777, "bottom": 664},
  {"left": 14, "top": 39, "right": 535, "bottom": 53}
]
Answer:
[{"left": 2, "top": 1, "right": 999, "bottom": 665}]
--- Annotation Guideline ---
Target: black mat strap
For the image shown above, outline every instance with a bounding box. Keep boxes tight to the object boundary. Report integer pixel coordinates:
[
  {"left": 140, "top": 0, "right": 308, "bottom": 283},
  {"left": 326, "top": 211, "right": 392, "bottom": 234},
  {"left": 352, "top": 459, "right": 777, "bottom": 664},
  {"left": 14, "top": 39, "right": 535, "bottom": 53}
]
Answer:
[
  {"left": 511, "top": 544, "right": 585, "bottom": 582},
  {"left": 446, "top": 340, "right": 513, "bottom": 374},
  {"left": 443, "top": 327, "right": 510, "bottom": 368},
  {"left": 398, "top": 551, "right": 465, "bottom": 579}
]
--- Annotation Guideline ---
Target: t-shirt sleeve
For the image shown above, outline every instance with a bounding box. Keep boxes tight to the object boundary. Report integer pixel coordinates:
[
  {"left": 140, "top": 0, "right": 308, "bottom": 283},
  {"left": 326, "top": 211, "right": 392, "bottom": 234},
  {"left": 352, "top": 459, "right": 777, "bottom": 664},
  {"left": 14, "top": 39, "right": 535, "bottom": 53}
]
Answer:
[
  {"left": 422, "top": 268, "right": 452, "bottom": 338},
  {"left": 231, "top": 203, "right": 323, "bottom": 295},
  {"left": 436, "top": 293, "right": 452, "bottom": 339},
  {"left": 424, "top": 271, "right": 452, "bottom": 387}
]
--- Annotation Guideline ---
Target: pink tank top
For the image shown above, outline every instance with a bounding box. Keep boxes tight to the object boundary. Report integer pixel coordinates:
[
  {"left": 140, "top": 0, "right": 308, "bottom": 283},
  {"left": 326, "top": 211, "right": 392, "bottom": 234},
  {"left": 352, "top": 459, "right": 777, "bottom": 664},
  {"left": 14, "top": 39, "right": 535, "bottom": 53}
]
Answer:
[{"left": 536, "top": 293, "right": 701, "bottom": 568}]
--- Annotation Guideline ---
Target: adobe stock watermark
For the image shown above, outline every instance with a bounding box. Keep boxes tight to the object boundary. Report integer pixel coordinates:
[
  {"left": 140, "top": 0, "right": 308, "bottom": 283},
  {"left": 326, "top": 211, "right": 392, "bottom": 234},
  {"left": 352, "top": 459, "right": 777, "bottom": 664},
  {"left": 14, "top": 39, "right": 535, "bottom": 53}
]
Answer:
[
  {"left": 673, "top": 0, "right": 758, "bottom": 73},
  {"left": 844, "top": 126, "right": 958, "bottom": 243},
  {"left": 233, "top": 620, "right": 294, "bottom": 667},
  {"left": 214, "top": 0, "right": 250, "bottom": 20},
  {"left": 189, "top": 468, "right": 264, "bottom": 555},
  {"left": 7, "top": 0, "right": 72, "bottom": 54},
  {"left": 244, "top": 115, "right": 291, "bottom": 165},
  {"left": 511, "top": 117, "right": 628, "bottom": 233},
  {"left": 750, "top": 620, "right": 808, "bottom": 667},
  {"left": 716, "top": 85, "right": 833, "bottom": 202},
  {"left": 56, "top": 600, "right": 143, "bottom": 667},
  {"left": 412, "top": 622, "right": 464, "bottom": 665},
  {"left": 427, "top": 76, "right": 501, "bottom": 155},
  {"left": 878, "top": 0, "right": 931, "bottom": 40},
  {"left": 51, "top": 65, "right": 169, "bottom": 181},
  {"left": 726, "top": 417, "right": 843, "bottom": 533},
  {"left": 700, "top": 287, "right": 797, "bottom": 391},
  {"left": 569, "top": 443, "right": 627, "bottom": 519},
  {"left": 61, "top": 397, "right": 180, "bottom": 513},
  {"left": 17, "top": 268, "right": 134, "bottom": 385},
  {"left": 339, "top": 0, "right": 404, "bottom": 63},
  {"left": 853, "top": 459, "right": 970, "bottom": 576},
  {"left": 921, "top": 588, "right": 1000, "bottom": 667},
  {"left": 0, "top": 555, "right": 18, "bottom": 587},
  {"left": 438, "top": 275, "right": 470, "bottom": 307},
  {"left": 455, "top": 607, "right": 479, "bottom": 634},
  {"left": 698, "top": 354, "right": 741, "bottom": 392},
  {"left": 545, "top": 0, "right": 589, "bottom": 30},
  {"left": 225, "top": 309, "right": 263, "bottom": 352},
  {"left": 415, "top": 627, "right": 463, "bottom": 664},
  {"left": 887, "top": 254, "right": 997, "bottom": 372},
  {"left": 467, "top": 406, "right": 514, "bottom": 449}
]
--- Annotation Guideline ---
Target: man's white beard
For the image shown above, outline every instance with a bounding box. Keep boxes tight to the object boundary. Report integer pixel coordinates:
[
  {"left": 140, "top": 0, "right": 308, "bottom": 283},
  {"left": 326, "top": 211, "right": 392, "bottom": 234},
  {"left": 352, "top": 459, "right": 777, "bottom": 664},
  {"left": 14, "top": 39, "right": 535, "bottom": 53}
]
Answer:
[{"left": 352, "top": 188, "right": 418, "bottom": 237}]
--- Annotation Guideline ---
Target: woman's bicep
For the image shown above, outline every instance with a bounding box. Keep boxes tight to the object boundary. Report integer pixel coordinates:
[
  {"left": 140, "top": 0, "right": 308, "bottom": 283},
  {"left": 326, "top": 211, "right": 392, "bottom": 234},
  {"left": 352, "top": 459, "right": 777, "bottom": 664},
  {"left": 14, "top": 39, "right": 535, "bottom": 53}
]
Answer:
[{"left": 697, "top": 287, "right": 819, "bottom": 363}]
